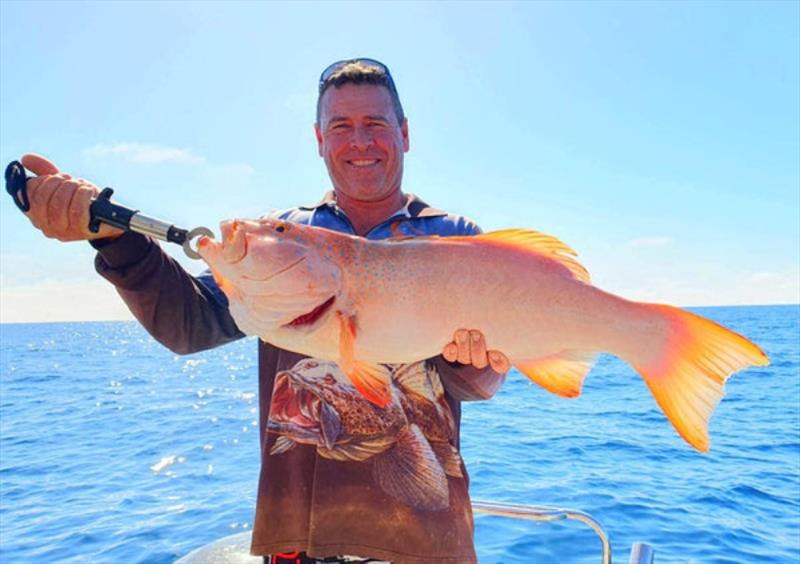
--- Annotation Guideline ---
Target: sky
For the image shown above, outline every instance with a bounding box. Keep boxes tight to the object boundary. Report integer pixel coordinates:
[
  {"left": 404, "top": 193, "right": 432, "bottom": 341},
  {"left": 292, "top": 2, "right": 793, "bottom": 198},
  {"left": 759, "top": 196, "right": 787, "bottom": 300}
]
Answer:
[{"left": 0, "top": 0, "right": 798, "bottom": 323}]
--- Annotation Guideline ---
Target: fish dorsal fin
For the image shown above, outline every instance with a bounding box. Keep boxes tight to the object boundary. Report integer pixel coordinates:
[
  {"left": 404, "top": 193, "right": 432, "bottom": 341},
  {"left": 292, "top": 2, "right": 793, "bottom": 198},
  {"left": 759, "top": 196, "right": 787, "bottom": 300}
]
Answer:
[
  {"left": 393, "top": 361, "right": 434, "bottom": 398},
  {"left": 515, "top": 350, "right": 597, "bottom": 398},
  {"left": 474, "top": 229, "right": 590, "bottom": 283}
]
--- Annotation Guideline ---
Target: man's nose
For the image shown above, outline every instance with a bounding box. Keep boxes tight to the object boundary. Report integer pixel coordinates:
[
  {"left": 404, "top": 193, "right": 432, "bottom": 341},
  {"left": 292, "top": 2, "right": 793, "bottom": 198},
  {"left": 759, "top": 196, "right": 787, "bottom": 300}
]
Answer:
[{"left": 349, "top": 126, "right": 373, "bottom": 150}]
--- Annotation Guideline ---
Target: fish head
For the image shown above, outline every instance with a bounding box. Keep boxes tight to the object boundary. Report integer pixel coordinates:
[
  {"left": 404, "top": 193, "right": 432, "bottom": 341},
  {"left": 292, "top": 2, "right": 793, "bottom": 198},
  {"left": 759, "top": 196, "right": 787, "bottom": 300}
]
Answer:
[
  {"left": 198, "top": 218, "right": 345, "bottom": 329},
  {"left": 200, "top": 218, "right": 340, "bottom": 286},
  {"left": 269, "top": 359, "right": 406, "bottom": 446},
  {"left": 277, "top": 359, "right": 375, "bottom": 413},
  {"left": 269, "top": 361, "right": 347, "bottom": 448}
]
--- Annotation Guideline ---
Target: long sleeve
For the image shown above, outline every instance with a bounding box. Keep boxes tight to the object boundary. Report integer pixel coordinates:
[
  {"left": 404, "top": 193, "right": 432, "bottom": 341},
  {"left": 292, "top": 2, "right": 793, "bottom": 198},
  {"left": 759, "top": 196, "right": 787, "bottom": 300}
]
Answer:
[
  {"left": 433, "top": 356, "right": 507, "bottom": 401},
  {"left": 92, "top": 232, "right": 244, "bottom": 354}
]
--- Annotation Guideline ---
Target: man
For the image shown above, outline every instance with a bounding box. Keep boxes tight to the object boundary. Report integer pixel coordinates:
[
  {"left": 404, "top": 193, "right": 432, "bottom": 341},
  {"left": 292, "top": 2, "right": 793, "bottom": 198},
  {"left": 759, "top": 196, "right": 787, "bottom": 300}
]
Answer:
[{"left": 20, "top": 59, "right": 510, "bottom": 564}]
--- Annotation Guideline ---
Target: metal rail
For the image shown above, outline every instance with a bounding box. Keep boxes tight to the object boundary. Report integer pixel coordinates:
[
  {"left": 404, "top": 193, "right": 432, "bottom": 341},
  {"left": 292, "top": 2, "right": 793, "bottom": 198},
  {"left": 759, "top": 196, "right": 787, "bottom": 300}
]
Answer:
[
  {"left": 472, "top": 500, "right": 612, "bottom": 564},
  {"left": 177, "top": 501, "right": 656, "bottom": 564}
]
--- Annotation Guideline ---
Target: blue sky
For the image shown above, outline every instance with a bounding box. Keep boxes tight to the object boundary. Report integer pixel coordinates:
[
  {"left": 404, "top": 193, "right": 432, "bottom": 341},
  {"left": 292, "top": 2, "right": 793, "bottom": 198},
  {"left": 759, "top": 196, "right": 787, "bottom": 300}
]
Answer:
[{"left": 1, "top": 0, "right": 798, "bottom": 322}]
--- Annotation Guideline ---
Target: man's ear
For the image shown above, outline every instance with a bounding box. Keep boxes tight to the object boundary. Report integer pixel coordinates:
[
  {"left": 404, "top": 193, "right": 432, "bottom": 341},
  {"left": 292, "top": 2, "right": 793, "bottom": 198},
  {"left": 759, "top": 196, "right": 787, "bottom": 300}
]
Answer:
[
  {"left": 401, "top": 118, "right": 409, "bottom": 152},
  {"left": 315, "top": 123, "right": 324, "bottom": 157}
]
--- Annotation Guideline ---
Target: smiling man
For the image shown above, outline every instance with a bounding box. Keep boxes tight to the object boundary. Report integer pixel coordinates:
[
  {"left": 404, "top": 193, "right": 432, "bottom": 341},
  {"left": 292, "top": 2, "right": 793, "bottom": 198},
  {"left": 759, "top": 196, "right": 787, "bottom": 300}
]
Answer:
[{"left": 18, "top": 58, "right": 509, "bottom": 564}]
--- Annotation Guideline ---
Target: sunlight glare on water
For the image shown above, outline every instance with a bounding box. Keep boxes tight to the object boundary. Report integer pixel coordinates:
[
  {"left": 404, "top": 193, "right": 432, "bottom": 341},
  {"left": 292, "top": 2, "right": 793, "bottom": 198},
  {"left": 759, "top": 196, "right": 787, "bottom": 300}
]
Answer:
[{"left": 0, "top": 305, "right": 797, "bottom": 563}]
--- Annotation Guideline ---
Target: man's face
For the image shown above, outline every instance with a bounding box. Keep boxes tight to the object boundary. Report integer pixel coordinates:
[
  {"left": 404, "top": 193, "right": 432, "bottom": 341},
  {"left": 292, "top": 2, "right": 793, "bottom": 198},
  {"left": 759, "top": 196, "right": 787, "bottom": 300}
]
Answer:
[{"left": 315, "top": 83, "right": 409, "bottom": 203}]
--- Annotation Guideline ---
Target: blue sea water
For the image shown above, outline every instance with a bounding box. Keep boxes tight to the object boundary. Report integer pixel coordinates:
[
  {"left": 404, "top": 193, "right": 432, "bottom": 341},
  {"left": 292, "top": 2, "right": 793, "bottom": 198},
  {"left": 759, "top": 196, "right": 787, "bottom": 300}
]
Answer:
[{"left": 0, "top": 305, "right": 798, "bottom": 563}]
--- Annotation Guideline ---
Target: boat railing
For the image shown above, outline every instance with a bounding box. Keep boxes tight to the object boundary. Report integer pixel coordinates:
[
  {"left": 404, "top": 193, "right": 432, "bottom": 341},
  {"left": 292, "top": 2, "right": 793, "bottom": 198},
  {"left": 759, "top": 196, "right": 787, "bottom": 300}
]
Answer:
[
  {"left": 472, "top": 500, "right": 655, "bottom": 564},
  {"left": 176, "top": 501, "right": 656, "bottom": 563}
]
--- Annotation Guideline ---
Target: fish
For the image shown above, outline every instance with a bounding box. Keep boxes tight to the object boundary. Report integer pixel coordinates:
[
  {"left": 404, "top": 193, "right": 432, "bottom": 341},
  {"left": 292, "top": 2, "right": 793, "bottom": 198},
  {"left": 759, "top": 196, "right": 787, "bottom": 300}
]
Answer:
[
  {"left": 197, "top": 218, "right": 770, "bottom": 452},
  {"left": 267, "top": 358, "right": 461, "bottom": 510}
]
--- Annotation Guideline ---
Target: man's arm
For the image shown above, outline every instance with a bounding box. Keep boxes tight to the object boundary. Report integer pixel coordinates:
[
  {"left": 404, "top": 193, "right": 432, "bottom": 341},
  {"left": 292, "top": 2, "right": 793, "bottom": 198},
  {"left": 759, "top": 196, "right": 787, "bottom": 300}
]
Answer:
[
  {"left": 93, "top": 232, "right": 244, "bottom": 354},
  {"left": 18, "top": 153, "right": 243, "bottom": 355}
]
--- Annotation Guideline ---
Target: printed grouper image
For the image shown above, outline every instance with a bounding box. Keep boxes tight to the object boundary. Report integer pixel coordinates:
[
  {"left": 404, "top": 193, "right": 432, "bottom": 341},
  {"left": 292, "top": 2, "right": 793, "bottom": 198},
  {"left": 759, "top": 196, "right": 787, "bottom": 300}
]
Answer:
[{"left": 268, "top": 359, "right": 462, "bottom": 511}]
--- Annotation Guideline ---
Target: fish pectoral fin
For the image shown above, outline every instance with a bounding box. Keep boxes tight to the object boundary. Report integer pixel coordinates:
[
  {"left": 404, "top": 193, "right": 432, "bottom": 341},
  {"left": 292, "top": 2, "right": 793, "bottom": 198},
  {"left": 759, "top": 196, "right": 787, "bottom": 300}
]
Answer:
[
  {"left": 319, "top": 402, "right": 342, "bottom": 449},
  {"left": 372, "top": 424, "right": 450, "bottom": 511},
  {"left": 270, "top": 435, "right": 297, "bottom": 455},
  {"left": 392, "top": 361, "right": 434, "bottom": 398},
  {"left": 337, "top": 310, "right": 392, "bottom": 407},
  {"left": 515, "top": 350, "right": 597, "bottom": 398}
]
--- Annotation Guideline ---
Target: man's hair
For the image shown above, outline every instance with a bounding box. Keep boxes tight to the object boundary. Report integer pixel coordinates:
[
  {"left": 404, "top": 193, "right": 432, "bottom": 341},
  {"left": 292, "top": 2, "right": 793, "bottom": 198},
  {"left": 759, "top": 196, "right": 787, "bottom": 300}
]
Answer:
[{"left": 316, "top": 60, "right": 405, "bottom": 126}]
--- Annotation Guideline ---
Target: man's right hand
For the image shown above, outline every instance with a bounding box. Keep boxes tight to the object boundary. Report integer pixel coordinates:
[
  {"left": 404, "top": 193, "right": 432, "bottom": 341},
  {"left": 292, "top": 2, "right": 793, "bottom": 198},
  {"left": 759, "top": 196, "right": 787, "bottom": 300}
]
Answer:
[{"left": 19, "top": 153, "right": 123, "bottom": 242}]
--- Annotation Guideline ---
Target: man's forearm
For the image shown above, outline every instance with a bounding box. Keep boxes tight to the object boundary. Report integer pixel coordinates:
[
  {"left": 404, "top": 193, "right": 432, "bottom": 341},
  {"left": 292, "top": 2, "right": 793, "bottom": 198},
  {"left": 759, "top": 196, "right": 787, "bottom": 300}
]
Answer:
[
  {"left": 93, "top": 232, "right": 244, "bottom": 354},
  {"left": 433, "top": 356, "right": 507, "bottom": 401}
]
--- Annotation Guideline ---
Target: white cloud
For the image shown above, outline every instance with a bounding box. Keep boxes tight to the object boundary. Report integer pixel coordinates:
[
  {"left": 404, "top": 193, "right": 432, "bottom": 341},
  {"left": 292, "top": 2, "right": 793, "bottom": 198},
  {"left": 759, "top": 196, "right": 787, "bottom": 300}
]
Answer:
[
  {"left": 748, "top": 271, "right": 797, "bottom": 286},
  {"left": 84, "top": 143, "right": 205, "bottom": 165},
  {"left": 1, "top": 279, "right": 134, "bottom": 323},
  {"left": 604, "top": 268, "right": 799, "bottom": 307},
  {"left": 622, "top": 236, "right": 673, "bottom": 249}
]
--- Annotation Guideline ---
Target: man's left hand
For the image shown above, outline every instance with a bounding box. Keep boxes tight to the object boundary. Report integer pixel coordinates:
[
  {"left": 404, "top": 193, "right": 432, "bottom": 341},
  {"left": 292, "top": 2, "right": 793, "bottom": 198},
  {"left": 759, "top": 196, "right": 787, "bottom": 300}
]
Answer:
[{"left": 442, "top": 329, "right": 511, "bottom": 374}]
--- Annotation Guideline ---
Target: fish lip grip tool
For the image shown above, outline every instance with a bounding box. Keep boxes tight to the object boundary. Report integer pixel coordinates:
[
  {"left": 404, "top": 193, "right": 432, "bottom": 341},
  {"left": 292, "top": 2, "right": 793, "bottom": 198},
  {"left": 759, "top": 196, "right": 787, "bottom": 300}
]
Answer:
[{"left": 4, "top": 160, "right": 213, "bottom": 260}]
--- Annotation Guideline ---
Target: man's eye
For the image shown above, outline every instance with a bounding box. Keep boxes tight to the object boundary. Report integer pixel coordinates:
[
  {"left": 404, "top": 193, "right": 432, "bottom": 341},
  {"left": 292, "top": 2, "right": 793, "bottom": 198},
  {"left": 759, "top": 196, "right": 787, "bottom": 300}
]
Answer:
[{"left": 276, "top": 225, "right": 286, "bottom": 233}]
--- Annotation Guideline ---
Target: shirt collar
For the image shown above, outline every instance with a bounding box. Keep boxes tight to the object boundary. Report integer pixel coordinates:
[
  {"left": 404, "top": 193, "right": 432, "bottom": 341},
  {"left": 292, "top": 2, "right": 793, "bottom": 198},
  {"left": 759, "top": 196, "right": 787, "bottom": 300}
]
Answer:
[{"left": 299, "top": 191, "right": 447, "bottom": 219}]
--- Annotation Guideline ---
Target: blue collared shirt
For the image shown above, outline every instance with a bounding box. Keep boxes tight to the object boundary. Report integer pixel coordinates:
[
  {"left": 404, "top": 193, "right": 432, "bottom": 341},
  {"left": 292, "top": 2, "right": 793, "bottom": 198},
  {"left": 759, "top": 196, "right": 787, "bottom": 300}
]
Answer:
[{"left": 270, "top": 191, "right": 482, "bottom": 239}]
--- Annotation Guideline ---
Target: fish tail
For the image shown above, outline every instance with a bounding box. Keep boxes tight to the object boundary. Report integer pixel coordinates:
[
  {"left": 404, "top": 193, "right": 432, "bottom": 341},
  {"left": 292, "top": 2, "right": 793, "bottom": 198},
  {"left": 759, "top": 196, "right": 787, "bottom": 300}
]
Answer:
[{"left": 631, "top": 304, "right": 769, "bottom": 452}]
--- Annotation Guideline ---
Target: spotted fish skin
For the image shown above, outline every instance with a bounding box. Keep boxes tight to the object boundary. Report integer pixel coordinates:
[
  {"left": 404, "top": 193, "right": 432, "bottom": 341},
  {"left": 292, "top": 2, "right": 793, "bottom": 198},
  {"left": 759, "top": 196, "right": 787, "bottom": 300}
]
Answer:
[{"left": 200, "top": 218, "right": 769, "bottom": 452}]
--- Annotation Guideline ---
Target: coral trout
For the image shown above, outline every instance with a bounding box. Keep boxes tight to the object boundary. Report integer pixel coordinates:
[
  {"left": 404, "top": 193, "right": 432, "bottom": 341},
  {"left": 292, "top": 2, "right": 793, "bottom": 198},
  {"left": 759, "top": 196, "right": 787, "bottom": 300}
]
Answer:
[{"left": 197, "top": 219, "right": 769, "bottom": 452}]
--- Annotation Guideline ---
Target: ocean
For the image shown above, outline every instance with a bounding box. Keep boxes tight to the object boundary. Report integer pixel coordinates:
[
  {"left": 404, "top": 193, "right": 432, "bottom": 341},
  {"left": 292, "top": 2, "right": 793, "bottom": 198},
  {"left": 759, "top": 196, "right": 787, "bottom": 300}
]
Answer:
[{"left": 1, "top": 305, "right": 798, "bottom": 563}]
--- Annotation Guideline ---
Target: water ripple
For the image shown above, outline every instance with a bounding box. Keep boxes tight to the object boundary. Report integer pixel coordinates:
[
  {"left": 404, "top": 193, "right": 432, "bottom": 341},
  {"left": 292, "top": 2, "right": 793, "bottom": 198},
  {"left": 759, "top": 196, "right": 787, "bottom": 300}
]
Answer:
[{"left": 1, "top": 308, "right": 798, "bottom": 563}]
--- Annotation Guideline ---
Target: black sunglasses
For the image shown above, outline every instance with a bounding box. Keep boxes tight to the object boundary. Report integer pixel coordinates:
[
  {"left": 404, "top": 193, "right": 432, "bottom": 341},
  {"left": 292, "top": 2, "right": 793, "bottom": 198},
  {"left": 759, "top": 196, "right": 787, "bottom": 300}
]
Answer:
[{"left": 318, "top": 58, "right": 396, "bottom": 92}]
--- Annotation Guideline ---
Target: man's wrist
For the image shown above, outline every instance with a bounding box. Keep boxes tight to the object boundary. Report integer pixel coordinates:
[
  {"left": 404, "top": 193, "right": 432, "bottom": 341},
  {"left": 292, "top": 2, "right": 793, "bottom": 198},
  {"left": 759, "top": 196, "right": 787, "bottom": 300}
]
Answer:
[{"left": 90, "top": 231, "right": 154, "bottom": 268}]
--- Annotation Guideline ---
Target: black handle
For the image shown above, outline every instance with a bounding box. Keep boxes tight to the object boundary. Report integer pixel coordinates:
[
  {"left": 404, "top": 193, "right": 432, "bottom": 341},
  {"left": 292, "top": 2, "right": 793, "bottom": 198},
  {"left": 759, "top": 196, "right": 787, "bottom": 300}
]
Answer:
[
  {"left": 5, "top": 161, "right": 30, "bottom": 212},
  {"left": 88, "top": 187, "right": 139, "bottom": 233},
  {"left": 5, "top": 159, "right": 208, "bottom": 257}
]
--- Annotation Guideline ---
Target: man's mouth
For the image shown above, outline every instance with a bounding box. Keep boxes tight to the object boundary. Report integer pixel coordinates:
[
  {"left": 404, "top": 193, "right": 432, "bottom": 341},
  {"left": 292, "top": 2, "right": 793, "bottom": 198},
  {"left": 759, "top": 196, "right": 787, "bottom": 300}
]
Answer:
[{"left": 347, "top": 159, "right": 380, "bottom": 168}]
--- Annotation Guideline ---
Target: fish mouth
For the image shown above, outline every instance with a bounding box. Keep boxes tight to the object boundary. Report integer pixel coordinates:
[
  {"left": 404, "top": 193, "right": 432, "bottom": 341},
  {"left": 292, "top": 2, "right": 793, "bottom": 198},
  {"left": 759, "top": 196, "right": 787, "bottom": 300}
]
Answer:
[
  {"left": 268, "top": 372, "right": 323, "bottom": 441},
  {"left": 242, "top": 256, "right": 306, "bottom": 282},
  {"left": 284, "top": 295, "right": 336, "bottom": 329}
]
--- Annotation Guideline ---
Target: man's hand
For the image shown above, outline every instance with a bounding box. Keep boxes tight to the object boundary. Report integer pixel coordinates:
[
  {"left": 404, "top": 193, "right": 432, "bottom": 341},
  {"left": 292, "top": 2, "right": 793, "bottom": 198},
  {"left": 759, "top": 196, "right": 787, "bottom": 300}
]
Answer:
[
  {"left": 19, "top": 153, "right": 123, "bottom": 242},
  {"left": 442, "top": 329, "right": 511, "bottom": 374}
]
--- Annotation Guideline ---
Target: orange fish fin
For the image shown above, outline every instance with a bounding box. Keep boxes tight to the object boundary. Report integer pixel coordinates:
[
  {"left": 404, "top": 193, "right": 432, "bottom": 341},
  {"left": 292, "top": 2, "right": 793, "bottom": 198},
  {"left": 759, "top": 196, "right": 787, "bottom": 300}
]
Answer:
[
  {"left": 336, "top": 310, "right": 392, "bottom": 406},
  {"left": 515, "top": 350, "right": 596, "bottom": 398},
  {"left": 633, "top": 304, "right": 769, "bottom": 452},
  {"left": 470, "top": 229, "right": 590, "bottom": 283}
]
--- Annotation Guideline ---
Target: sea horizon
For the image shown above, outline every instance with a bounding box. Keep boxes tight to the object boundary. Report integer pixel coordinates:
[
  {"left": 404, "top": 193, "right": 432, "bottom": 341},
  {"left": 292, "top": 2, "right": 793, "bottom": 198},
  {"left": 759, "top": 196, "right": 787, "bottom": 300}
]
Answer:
[{"left": 2, "top": 302, "right": 797, "bottom": 327}]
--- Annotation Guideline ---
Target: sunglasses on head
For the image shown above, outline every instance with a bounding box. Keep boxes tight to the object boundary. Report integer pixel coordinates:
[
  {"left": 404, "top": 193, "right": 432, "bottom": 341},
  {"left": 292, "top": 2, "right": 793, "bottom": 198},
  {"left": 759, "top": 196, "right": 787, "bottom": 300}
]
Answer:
[{"left": 318, "top": 58, "right": 396, "bottom": 92}]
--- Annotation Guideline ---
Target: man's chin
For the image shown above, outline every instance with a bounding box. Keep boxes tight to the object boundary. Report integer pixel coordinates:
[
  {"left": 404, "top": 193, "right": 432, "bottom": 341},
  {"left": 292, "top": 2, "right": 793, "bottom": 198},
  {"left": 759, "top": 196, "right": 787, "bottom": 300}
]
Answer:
[{"left": 336, "top": 183, "right": 396, "bottom": 203}]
